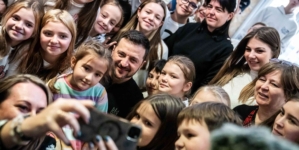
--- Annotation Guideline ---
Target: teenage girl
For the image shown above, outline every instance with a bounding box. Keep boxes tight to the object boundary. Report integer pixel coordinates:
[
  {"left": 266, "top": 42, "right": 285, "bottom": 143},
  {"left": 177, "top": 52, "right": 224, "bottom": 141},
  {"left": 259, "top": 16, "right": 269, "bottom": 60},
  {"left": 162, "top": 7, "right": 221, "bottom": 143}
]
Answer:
[
  {"left": 45, "top": 0, "right": 103, "bottom": 47},
  {"left": 48, "top": 40, "right": 112, "bottom": 150},
  {"left": 12, "top": 9, "right": 76, "bottom": 81},
  {"left": 127, "top": 93, "right": 185, "bottom": 150},
  {"left": 89, "top": 0, "right": 123, "bottom": 44},
  {"left": 0, "top": 0, "right": 43, "bottom": 79},
  {"left": 158, "top": 55, "right": 195, "bottom": 106}
]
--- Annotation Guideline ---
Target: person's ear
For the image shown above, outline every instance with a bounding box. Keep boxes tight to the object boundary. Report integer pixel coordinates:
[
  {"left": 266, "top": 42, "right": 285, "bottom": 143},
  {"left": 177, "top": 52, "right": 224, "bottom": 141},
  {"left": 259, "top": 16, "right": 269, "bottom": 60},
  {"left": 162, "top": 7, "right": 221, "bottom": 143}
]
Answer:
[
  {"left": 227, "top": 12, "right": 234, "bottom": 21},
  {"left": 70, "top": 56, "right": 77, "bottom": 69},
  {"left": 159, "top": 21, "right": 164, "bottom": 28},
  {"left": 183, "top": 81, "right": 192, "bottom": 92}
]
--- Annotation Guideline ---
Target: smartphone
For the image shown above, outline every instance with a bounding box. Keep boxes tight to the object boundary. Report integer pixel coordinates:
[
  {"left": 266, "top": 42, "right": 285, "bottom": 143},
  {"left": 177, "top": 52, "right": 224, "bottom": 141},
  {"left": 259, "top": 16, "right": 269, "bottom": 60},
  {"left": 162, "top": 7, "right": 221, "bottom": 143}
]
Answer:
[{"left": 77, "top": 107, "right": 142, "bottom": 150}]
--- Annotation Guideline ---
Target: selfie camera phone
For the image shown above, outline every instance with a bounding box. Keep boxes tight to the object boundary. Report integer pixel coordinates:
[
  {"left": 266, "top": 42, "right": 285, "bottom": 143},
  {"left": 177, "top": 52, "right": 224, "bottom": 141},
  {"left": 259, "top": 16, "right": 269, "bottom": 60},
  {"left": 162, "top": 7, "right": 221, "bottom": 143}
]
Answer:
[{"left": 77, "top": 108, "right": 142, "bottom": 150}]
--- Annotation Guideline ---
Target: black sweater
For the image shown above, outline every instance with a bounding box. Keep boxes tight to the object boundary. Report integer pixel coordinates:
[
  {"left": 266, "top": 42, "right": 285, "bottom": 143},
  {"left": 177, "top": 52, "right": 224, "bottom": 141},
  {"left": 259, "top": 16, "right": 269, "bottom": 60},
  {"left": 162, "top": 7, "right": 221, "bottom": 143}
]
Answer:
[{"left": 165, "top": 21, "right": 233, "bottom": 93}]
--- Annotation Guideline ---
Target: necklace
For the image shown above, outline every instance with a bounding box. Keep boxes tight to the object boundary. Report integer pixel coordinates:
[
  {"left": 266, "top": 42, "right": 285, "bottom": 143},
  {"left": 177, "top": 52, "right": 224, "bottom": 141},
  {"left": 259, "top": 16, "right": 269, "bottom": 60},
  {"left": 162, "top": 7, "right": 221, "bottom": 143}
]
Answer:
[{"left": 70, "top": 0, "right": 84, "bottom": 8}]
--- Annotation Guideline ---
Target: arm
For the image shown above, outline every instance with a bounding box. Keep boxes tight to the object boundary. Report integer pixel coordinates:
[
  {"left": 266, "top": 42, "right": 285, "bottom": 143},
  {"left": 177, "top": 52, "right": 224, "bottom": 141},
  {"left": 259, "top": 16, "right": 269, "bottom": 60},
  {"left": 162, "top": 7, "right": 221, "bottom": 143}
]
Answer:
[
  {"left": 164, "top": 25, "right": 185, "bottom": 56},
  {"left": 96, "top": 88, "right": 108, "bottom": 113},
  {"left": 0, "top": 99, "right": 93, "bottom": 148}
]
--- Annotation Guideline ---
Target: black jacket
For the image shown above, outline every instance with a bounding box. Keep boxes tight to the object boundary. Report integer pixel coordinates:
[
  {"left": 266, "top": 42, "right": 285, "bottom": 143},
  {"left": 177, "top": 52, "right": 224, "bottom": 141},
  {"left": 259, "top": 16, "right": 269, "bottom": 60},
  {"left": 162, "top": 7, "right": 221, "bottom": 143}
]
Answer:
[{"left": 165, "top": 21, "right": 233, "bottom": 93}]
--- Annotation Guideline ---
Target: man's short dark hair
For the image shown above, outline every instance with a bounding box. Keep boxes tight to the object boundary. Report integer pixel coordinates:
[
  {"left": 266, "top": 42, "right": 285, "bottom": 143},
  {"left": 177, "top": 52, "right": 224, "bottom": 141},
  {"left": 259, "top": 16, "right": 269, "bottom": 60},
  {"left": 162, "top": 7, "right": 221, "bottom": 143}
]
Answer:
[{"left": 117, "top": 30, "right": 150, "bottom": 60}]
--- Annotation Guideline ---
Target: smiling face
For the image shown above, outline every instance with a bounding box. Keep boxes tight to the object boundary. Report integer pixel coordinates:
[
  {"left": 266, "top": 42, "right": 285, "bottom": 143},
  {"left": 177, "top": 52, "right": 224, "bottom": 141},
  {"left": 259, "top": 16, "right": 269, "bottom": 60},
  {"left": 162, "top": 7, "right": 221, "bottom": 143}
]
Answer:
[
  {"left": 93, "top": 4, "right": 122, "bottom": 35},
  {"left": 130, "top": 101, "right": 161, "bottom": 147},
  {"left": 244, "top": 37, "right": 273, "bottom": 71},
  {"left": 146, "top": 69, "right": 161, "bottom": 96},
  {"left": 137, "top": 2, "right": 164, "bottom": 36},
  {"left": 175, "top": 119, "right": 211, "bottom": 150},
  {"left": 5, "top": 8, "right": 35, "bottom": 46},
  {"left": 40, "top": 21, "right": 72, "bottom": 61},
  {"left": 176, "top": 0, "right": 199, "bottom": 17},
  {"left": 0, "top": 82, "right": 47, "bottom": 120},
  {"left": 67, "top": 52, "right": 108, "bottom": 91},
  {"left": 111, "top": 38, "right": 146, "bottom": 83},
  {"left": 254, "top": 70, "right": 286, "bottom": 110},
  {"left": 272, "top": 101, "right": 299, "bottom": 144},
  {"left": 158, "top": 62, "right": 191, "bottom": 99},
  {"left": 205, "top": 0, "right": 233, "bottom": 32}
]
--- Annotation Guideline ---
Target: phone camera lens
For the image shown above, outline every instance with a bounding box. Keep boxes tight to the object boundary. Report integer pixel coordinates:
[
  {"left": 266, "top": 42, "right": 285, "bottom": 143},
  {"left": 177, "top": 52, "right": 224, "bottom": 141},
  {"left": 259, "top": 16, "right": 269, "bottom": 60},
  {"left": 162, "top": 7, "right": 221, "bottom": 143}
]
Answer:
[{"left": 127, "top": 126, "right": 141, "bottom": 141}]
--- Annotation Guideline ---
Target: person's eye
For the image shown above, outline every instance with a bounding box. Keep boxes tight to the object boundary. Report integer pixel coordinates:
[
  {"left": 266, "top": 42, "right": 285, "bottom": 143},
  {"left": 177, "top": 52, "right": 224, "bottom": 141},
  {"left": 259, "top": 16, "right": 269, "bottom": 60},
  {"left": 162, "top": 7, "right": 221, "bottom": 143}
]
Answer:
[
  {"left": 171, "top": 75, "right": 177, "bottom": 79},
  {"left": 271, "top": 82, "right": 278, "bottom": 87},
  {"left": 25, "top": 23, "right": 33, "bottom": 28},
  {"left": 12, "top": 16, "right": 19, "bottom": 20},
  {"left": 161, "top": 71, "right": 166, "bottom": 75},
  {"left": 83, "top": 66, "right": 90, "bottom": 71},
  {"left": 134, "top": 114, "right": 140, "bottom": 119},
  {"left": 256, "top": 49, "right": 264, "bottom": 53},
  {"left": 110, "top": 21, "right": 116, "bottom": 26},
  {"left": 95, "top": 73, "right": 102, "bottom": 77},
  {"left": 144, "top": 120, "right": 152, "bottom": 127},
  {"left": 16, "top": 105, "right": 29, "bottom": 113},
  {"left": 43, "top": 31, "right": 51, "bottom": 36},
  {"left": 258, "top": 77, "right": 266, "bottom": 82},
  {"left": 60, "top": 34, "right": 67, "bottom": 39},
  {"left": 245, "top": 47, "right": 251, "bottom": 52},
  {"left": 186, "top": 133, "right": 195, "bottom": 138}
]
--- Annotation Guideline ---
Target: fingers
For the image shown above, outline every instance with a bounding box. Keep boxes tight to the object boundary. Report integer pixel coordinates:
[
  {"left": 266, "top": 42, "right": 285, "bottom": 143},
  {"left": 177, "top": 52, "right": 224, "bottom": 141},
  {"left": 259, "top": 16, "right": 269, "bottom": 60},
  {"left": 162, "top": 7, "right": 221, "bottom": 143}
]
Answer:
[
  {"left": 55, "top": 98, "right": 93, "bottom": 123},
  {"left": 49, "top": 121, "right": 70, "bottom": 146},
  {"left": 56, "top": 111, "right": 81, "bottom": 137},
  {"left": 103, "top": 136, "right": 118, "bottom": 150}
]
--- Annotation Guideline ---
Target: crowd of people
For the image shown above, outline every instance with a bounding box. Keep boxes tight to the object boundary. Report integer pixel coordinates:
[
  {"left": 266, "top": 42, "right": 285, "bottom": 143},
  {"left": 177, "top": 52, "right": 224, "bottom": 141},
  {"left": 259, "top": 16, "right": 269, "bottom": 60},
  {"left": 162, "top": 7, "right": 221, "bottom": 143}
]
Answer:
[{"left": 0, "top": 0, "right": 299, "bottom": 150}]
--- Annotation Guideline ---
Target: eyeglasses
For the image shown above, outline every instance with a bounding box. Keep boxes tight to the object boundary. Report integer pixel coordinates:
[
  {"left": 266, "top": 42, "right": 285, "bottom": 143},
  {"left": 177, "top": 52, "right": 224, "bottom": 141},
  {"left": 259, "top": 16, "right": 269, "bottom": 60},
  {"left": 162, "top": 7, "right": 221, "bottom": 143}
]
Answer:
[
  {"left": 270, "top": 58, "right": 299, "bottom": 68},
  {"left": 182, "top": 0, "right": 199, "bottom": 11}
]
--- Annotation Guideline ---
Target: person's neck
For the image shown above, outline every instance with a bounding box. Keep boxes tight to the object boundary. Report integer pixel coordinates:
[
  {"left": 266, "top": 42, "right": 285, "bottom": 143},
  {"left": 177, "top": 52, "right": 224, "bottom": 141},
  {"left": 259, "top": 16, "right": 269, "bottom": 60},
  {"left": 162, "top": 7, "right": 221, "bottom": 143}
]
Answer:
[
  {"left": 171, "top": 11, "right": 188, "bottom": 24},
  {"left": 207, "top": 25, "right": 215, "bottom": 33},
  {"left": 89, "top": 27, "right": 98, "bottom": 37},
  {"left": 255, "top": 106, "right": 276, "bottom": 124},
  {"left": 9, "top": 40, "right": 20, "bottom": 47},
  {"left": 71, "top": 0, "right": 85, "bottom": 7},
  {"left": 284, "top": 4, "right": 295, "bottom": 14},
  {"left": 41, "top": 50, "right": 57, "bottom": 65}
]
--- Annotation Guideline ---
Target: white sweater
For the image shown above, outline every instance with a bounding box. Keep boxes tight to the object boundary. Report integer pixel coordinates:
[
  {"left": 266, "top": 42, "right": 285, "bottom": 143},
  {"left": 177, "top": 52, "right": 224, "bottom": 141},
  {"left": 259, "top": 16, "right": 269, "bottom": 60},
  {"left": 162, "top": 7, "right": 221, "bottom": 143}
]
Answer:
[{"left": 222, "top": 70, "right": 258, "bottom": 109}]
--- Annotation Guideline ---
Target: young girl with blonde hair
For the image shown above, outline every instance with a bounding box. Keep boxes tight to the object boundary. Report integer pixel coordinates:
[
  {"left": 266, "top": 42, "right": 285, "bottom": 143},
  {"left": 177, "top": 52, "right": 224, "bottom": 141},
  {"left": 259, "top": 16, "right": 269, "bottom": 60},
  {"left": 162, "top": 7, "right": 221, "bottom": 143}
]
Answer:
[
  {"left": 158, "top": 55, "right": 195, "bottom": 106},
  {"left": 12, "top": 9, "right": 76, "bottom": 81}
]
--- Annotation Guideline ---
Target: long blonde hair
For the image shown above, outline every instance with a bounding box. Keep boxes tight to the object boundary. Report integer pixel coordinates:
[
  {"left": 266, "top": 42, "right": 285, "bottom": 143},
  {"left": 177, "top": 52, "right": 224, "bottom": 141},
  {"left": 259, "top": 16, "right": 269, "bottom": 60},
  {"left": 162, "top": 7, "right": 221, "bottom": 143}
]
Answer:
[
  {"left": 18, "top": 9, "right": 76, "bottom": 81},
  {"left": 112, "top": 0, "right": 167, "bottom": 69},
  {"left": 0, "top": 0, "right": 44, "bottom": 60},
  {"left": 209, "top": 27, "right": 281, "bottom": 86}
]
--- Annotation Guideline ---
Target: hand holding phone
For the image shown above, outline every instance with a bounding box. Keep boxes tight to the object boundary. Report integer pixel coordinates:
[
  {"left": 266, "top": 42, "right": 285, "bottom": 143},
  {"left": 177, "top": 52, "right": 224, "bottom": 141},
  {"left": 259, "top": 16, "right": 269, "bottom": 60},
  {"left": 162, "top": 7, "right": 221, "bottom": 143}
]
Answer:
[{"left": 77, "top": 108, "right": 142, "bottom": 150}]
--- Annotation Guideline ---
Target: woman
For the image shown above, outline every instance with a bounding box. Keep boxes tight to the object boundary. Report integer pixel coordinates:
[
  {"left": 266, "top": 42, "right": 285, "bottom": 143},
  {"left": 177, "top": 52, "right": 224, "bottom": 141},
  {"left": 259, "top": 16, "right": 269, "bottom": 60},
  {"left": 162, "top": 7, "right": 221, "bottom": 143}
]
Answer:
[
  {"left": 233, "top": 59, "right": 299, "bottom": 127},
  {"left": 0, "top": 74, "right": 112, "bottom": 150},
  {"left": 112, "top": 0, "right": 168, "bottom": 90},
  {"left": 165, "top": 0, "right": 236, "bottom": 94},
  {"left": 209, "top": 27, "right": 280, "bottom": 108},
  {"left": 271, "top": 97, "right": 299, "bottom": 145}
]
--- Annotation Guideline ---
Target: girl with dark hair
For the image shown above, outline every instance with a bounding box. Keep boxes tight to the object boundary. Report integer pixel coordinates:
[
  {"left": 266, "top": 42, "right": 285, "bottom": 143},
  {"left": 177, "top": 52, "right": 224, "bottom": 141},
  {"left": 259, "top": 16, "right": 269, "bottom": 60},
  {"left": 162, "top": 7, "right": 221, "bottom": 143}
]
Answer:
[
  {"left": 234, "top": 59, "right": 299, "bottom": 127},
  {"left": 145, "top": 59, "right": 166, "bottom": 96},
  {"left": 165, "top": 0, "right": 236, "bottom": 94},
  {"left": 209, "top": 27, "right": 280, "bottom": 108},
  {"left": 127, "top": 93, "right": 185, "bottom": 150}
]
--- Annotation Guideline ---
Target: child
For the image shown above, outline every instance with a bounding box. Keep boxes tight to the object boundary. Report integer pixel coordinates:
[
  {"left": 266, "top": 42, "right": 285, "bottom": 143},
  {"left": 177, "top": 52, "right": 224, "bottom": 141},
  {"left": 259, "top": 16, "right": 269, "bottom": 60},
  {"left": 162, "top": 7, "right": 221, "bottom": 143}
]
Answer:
[
  {"left": 127, "top": 93, "right": 185, "bottom": 150},
  {"left": 89, "top": 0, "right": 124, "bottom": 44},
  {"left": 0, "top": 0, "right": 43, "bottom": 79},
  {"left": 48, "top": 40, "right": 112, "bottom": 150},
  {"left": 145, "top": 59, "right": 166, "bottom": 97},
  {"left": 0, "top": 0, "right": 7, "bottom": 20},
  {"left": 175, "top": 102, "right": 242, "bottom": 150},
  {"left": 44, "top": 0, "right": 103, "bottom": 47},
  {"left": 12, "top": 9, "right": 76, "bottom": 81},
  {"left": 49, "top": 39, "right": 111, "bottom": 112},
  {"left": 190, "top": 85, "right": 230, "bottom": 107},
  {"left": 158, "top": 55, "right": 195, "bottom": 106}
]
